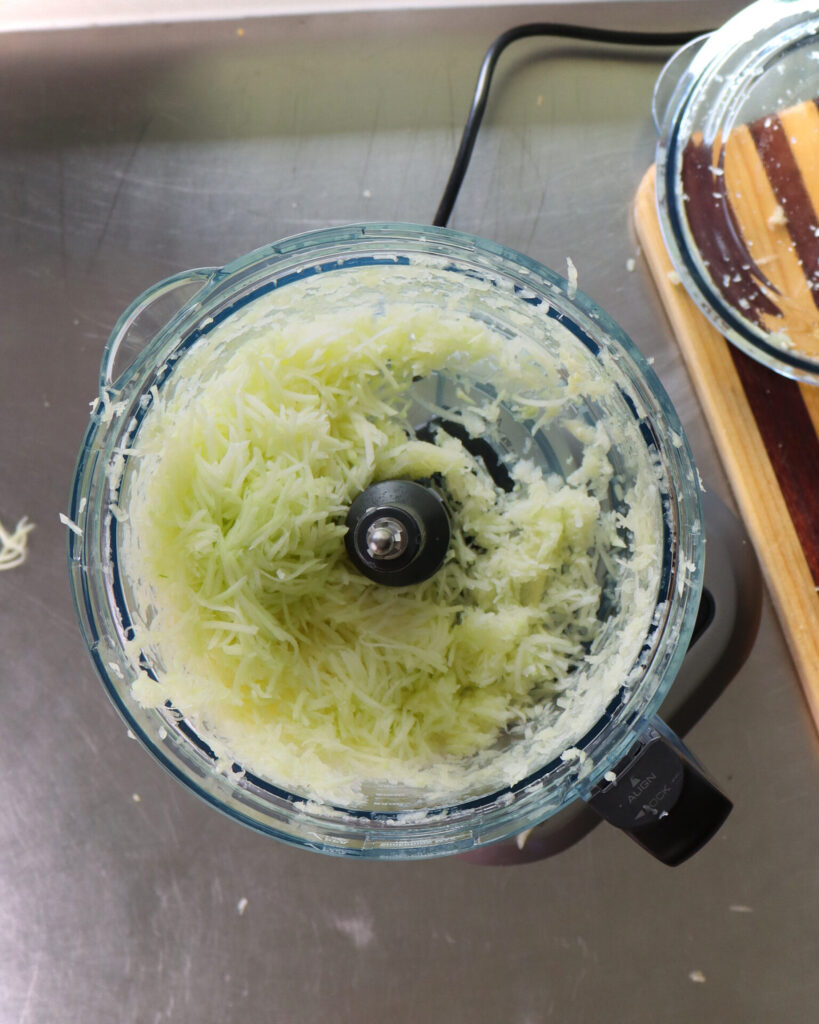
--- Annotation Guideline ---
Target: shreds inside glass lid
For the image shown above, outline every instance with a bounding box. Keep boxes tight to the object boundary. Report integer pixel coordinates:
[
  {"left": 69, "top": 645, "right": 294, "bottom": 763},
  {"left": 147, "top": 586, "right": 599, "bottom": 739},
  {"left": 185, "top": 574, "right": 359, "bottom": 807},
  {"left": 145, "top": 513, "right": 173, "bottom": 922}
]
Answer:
[
  {"left": 112, "top": 260, "right": 665, "bottom": 813},
  {"left": 672, "top": 21, "right": 819, "bottom": 364}
]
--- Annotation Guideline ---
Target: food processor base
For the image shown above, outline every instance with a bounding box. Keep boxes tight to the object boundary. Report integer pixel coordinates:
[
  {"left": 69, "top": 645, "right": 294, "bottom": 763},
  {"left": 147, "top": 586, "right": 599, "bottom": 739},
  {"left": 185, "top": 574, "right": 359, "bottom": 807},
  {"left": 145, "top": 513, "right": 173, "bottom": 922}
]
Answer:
[{"left": 460, "top": 488, "right": 762, "bottom": 865}]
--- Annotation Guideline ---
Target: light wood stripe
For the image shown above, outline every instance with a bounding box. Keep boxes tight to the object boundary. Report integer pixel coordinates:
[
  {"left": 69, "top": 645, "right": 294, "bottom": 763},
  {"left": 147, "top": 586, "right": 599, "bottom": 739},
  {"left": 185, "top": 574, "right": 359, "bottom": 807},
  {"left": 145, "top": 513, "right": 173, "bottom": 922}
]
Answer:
[
  {"left": 778, "top": 100, "right": 819, "bottom": 213},
  {"left": 771, "top": 100, "right": 819, "bottom": 435},
  {"left": 723, "top": 121, "right": 819, "bottom": 354},
  {"left": 801, "top": 380, "right": 819, "bottom": 440}
]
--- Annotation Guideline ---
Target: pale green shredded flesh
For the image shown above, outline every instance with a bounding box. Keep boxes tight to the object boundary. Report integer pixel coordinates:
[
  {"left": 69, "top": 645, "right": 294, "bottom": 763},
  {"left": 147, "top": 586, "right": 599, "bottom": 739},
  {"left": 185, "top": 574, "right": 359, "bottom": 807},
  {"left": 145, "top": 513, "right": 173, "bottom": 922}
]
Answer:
[{"left": 121, "top": 267, "right": 661, "bottom": 808}]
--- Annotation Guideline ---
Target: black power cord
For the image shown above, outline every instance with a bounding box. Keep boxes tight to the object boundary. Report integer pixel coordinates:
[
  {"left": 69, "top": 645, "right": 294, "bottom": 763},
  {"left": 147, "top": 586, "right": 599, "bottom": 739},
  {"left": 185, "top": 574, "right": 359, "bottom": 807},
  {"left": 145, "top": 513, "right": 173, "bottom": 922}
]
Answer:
[{"left": 433, "top": 23, "right": 711, "bottom": 228}]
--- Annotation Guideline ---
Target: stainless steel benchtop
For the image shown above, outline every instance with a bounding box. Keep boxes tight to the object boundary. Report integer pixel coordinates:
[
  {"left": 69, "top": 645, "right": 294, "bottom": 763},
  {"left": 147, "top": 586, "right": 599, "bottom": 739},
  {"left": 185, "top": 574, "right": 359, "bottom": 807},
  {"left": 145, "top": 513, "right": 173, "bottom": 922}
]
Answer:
[{"left": 1, "top": 4, "right": 815, "bottom": 1022}]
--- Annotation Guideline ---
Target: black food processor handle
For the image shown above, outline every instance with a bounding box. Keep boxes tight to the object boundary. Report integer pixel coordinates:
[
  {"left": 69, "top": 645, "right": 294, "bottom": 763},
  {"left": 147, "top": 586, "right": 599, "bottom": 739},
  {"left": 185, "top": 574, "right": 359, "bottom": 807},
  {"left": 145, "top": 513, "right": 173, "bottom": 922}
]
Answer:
[{"left": 585, "top": 722, "right": 732, "bottom": 866}]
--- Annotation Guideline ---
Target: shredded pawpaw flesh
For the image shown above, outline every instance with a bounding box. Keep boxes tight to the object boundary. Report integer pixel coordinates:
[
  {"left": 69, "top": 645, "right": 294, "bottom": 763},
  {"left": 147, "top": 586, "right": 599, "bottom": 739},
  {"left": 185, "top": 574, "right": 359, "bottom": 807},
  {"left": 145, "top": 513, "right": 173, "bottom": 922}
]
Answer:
[{"left": 120, "top": 270, "right": 660, "bottom": 807}]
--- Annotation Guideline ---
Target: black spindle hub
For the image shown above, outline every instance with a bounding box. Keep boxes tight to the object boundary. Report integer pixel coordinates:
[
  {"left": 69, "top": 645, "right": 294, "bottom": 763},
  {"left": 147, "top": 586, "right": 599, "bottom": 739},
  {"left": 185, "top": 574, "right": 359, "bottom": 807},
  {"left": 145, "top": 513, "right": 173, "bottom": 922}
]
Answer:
[{"left": 344, "top": 480, "right": 451, "bottom": 587}]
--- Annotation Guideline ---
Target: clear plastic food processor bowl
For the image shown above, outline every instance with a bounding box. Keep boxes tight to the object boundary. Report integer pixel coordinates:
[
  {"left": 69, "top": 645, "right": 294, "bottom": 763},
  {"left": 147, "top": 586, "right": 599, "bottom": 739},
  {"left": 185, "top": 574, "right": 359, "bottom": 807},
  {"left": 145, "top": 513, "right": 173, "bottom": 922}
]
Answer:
[{"left": 67, "top": 224, "right": 714, "bottom": 861}]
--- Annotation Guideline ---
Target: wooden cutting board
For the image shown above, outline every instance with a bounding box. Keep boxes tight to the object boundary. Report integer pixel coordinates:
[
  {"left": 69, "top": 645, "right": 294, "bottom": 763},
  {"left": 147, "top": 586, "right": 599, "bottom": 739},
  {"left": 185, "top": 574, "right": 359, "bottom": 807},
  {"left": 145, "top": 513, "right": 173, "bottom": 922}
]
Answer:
[{"left": 634, "top": 164, "right": 819, "bottom": 731}]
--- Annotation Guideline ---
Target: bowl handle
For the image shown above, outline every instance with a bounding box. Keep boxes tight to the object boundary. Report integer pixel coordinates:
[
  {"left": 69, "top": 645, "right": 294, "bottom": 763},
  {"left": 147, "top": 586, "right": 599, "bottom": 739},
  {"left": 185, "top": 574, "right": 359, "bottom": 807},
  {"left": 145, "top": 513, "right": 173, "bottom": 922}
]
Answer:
[
  {"left": 99, "top": 267, "right": 216, "bottom": 393},
  {"left": 585, "top": 717, "right": 731, "bottom": 865}
]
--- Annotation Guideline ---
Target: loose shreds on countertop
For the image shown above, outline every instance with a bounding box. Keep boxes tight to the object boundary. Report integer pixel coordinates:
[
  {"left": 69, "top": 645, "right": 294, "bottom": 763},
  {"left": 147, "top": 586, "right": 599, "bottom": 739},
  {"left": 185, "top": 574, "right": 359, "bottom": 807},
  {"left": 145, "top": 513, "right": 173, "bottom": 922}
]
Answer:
[{"left": 0, "top": 515, "right": 34, "bottom": 570}]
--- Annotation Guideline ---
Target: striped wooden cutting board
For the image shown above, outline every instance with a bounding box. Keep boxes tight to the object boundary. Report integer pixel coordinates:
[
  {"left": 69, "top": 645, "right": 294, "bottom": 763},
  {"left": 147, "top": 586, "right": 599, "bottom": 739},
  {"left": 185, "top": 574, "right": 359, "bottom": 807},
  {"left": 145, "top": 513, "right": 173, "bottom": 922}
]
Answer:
[{"left": 634, "top": 160, "right": 819, "bottom": 733}]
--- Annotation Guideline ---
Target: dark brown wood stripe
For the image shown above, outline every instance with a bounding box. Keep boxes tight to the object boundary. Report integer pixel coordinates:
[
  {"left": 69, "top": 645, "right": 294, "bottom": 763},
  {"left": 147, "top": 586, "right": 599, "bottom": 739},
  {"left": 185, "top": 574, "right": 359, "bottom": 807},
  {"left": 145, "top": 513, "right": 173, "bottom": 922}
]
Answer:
[
  {"left": 729, "top": 345, "right": 819, "bottom": 586},
  {"left": 739, "top": 109, "right": 819, "bottom": 586},
  {"left": 749, "top": 112, "right": 819, "bottom": 307},
  {"left": 680, "top": 129, "right": 819, "bottom": 583},
  {"left": 680, "top": 136, "right": 781, "bottom": 321},
  {"left": 675, "top": 116, "right": 819, "bottom": 587}
]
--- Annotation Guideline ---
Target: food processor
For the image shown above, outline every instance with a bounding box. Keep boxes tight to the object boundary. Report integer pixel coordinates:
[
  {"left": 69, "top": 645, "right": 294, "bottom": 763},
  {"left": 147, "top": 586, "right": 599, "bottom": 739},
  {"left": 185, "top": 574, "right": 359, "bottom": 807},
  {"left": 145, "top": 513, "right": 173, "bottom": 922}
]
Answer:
[{"left": 67, "top": 224, "right": 738, "bottom": 866}]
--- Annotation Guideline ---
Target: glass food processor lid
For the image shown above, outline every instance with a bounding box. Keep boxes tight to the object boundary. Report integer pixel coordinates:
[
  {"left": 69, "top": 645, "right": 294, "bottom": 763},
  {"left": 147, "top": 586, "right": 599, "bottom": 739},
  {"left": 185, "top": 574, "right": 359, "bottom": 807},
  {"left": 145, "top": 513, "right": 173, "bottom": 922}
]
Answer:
[
  {"left": 68, "top": 225, "right": 710, "bottom": 859},
  {"left": 655, "top": 0, "right": 819, "bottom": 384}
]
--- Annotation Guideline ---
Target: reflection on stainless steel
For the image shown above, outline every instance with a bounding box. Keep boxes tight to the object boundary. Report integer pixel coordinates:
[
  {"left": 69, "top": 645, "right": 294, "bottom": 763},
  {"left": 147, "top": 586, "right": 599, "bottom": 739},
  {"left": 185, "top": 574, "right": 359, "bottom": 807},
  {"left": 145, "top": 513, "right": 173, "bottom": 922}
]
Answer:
[{"left": 0, "top": 4, "right": 815, "bottom": 1022}]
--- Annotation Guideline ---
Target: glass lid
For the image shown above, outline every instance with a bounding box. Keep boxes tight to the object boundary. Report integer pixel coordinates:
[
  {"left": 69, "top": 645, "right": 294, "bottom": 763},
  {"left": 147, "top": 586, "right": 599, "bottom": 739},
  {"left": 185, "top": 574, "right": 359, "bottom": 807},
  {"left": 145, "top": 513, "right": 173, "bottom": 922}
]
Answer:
[{"left": 656, "top": 0, "right": 819, "bottom": 384}]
